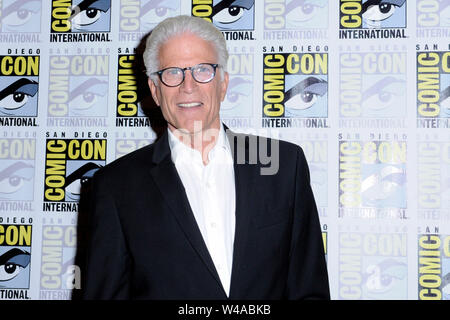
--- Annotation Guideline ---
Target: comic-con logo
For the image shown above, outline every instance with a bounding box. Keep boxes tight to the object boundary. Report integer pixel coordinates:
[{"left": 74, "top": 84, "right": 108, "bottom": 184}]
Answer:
[
  {"left": 264, "top": 0, "right": 328, "bottom": 31},
  {"left": 339, "top": 48, "right": 407, "bottom": 128},
  {"left": 116, "top": 51, "right": 151, "bottom": 127},
  {"left": 417, "top": 0, "right": 450, "bottom": 34},
  {"left": 417, "top": 138, "right": 450, "bottom": 216},
  {"left": 0, "top": 223, "right": 32, "bottom": 294},
  {"left": 192, "top": 0, "right": 254, "bottom": 29},
  {"left": 262, "top": 50, "right": 328, "bottom": 128},
  {"left": 339, "top": 0, "right": 407, "bottom": 39},
  {"left": 0, "top": 0, "right": 42, "bottom": 40},
  {"left": 115, "top": 138, "right": 151, "bottom": 160},
  {"left": 40, "top": 220, "right": 79, "bottom": 298},
  {"left": 220, "top": 49, "right": 254, "bottom": 129},
  {"left": 47, "top": 54, "right": 109, "bottom": 126},
  {"left": 0, "top": 54, "right": 39, "bottom": 126},
  {"left": 192, "top": 0, "right": 255, "bottom": 40},
  {"left": 416, "top": 50, "right": 450, "bottom": 129},
  {"left": 338, "top": 135, "right": 407, "bottom": 218},
  {"left": 0, "top": 137, "right": 35, "bottom": 212},
  {"left": 119, "top": 0, "right": 180, "bottom": 38},
  {"left": 300, "top": 139, "right": 328, "bottom": 211},
  {"left": 50, "top": 0, "right": 111, "bottom": 42},
  {"left": 339, "top": 229, "right": 407, "bottom": 299},
  {"left": 418, "top": 232, "right": 450, "bottom": 300},
  {"left": 43, "top": 137, "right": 106, "bottom": 212}
]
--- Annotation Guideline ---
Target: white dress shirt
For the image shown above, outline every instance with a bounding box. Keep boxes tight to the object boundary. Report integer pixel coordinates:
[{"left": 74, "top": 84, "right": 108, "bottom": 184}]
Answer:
[{"left": 167, "top": 126, "right": 236, "bottom": 296}]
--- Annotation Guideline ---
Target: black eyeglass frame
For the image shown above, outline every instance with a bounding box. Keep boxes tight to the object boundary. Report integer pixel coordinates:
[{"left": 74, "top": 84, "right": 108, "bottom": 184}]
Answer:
[{"left": 152, "top": 63, "right": 220, "bottom": 87}]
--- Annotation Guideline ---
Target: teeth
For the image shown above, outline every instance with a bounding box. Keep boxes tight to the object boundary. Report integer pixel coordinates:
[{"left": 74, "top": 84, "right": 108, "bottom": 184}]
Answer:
[{"left": 178, "top": 102, "right": 202, "bottom": 108}]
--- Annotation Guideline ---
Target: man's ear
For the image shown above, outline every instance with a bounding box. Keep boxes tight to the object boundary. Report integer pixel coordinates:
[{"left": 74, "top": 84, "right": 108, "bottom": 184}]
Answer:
[
  {"left": 148, "top": 78, "right": 160, "bottom": 106},
  {"left": 220, "top": 71, "right": 229, "bottom": 102}
]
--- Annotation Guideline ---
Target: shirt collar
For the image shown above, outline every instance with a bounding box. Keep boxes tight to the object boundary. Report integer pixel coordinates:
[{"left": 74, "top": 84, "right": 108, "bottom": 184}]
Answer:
[{"left": 167, "top": 124, "right": 232, "bottom": 165}]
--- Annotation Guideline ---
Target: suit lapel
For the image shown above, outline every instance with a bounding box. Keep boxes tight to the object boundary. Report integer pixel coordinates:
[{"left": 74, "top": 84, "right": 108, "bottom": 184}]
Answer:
[
  {"left": 148, "top": 132, "right": 225, "bottom": 294},
  {"left": 226, "top": 129, "right": 259, "bottom": 299}
]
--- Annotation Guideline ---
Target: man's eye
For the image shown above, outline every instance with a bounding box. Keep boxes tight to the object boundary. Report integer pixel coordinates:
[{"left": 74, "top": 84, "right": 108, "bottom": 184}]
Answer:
[
  {"left": 196, "top": 66, "right": 211, "bottom": 73},
  {"left": 172, "top": 69, "right": 185, "bottom": 76},
  {"left": 213, "top": 6, "right": 245, "bottom": 24},
  {"left": 363, "top": 4, "right": 397, "bottom": 21}
]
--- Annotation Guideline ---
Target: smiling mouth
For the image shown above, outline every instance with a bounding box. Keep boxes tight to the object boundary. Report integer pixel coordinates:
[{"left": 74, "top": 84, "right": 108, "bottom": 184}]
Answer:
[{"left": 177, "top": 102, "right": 203, "bottom": 108}]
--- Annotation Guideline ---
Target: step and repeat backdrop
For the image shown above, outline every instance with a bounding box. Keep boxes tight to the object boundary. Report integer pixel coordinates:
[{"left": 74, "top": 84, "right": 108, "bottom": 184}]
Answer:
[{"left": 0, "top": 0, "right": 449, "bottom": 300}]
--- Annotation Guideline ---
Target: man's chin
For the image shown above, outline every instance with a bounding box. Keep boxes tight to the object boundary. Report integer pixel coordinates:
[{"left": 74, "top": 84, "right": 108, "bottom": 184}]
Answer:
[
  {"left": 170, "top": 121, "right": 219, "bottom": 136},
  {"left": 170, "top": 125, "right": 201, "bottom": 136}
]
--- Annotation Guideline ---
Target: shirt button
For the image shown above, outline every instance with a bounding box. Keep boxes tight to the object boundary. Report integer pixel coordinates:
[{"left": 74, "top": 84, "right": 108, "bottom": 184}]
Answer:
[{"left": 210, "top": 222, "right": 217, "bottom": 228}]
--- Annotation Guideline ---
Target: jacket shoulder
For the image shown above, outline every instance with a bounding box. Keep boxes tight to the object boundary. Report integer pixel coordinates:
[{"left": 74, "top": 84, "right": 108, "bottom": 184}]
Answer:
[{"left": 94, "top": 142, "right": 157, "bottom": 183}]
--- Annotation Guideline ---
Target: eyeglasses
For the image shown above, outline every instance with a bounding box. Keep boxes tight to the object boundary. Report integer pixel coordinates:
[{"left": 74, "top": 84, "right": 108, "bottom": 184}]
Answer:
[{"left": 153, "top": 63, "right": 220, "bottom": 87}]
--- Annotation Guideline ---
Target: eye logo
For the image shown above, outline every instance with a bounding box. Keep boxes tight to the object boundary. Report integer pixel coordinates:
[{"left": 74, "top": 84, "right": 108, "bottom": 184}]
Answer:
[
  {"left": 0, "top": 78, "right": 38, "bottom": 117},
  {"left": 264, "top": 0, "right": 328, "bottom": 31},
  {"left": 68, "top": 77, "right": 108, "bottom": 116},
  {"left": 284, "top": 76, "right": 328, "bottom": 117},
  {"left": 221, "top": 76, "right": 252, "bottom": 116},
  {"left": 362, "top": 75, "right": 406, "bottom": 117},
  {"left": 362, "top": 0, "right": 406, "bottom": 28},
  {"left": 140, "top": 0, "right": 180, "bottom": 31},
  {"left": 0, "top": 248, "right": 30, "bottom": 287},
  {"left": 0, "top": 0, "right": 42, "bottom": 33},
  {"left": 361, "top": 164, "right": 406, "bottom": 207},
  {"left": 119, "top": 0, "right": 180, "bottom": 34},
  {"left": 70, "top": 0, "right": 111, "bottom": 32},
  {"left": 362, "top": 257, "right": 407, "bottom": 299},
  {"left": 212, "top": 0, "right": 254, "bottom": 30},
  {"left": 340, "top": 0, "right": 406, "bottom": 29},
  {"left": 285, "top": 0, "right": 328, "bottom": 29},
  {"left": 192, "top": 0, "right": 254, "bottom": 30},
  {"left": 0, "top": 161, "right": 34, "bottom": 201},
  {"left": 64, "top": 161, "right": 101, "bottom": 202},
  {"left": 50, "top": 0, "right": 111, "bottom": 33}
]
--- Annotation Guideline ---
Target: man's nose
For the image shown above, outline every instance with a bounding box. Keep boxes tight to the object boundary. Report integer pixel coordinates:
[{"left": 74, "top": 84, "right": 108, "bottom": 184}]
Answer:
[{"left": 180, "top": 69, "right": 197, "bottom": 92}]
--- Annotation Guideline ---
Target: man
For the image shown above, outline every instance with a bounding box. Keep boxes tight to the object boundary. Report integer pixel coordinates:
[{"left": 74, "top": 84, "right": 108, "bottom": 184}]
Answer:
[{"left": 81, "top": 15, "right": 329, "bottom": 300}]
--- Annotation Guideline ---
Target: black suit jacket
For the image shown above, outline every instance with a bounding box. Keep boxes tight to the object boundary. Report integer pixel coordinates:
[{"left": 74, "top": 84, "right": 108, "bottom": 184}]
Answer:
[{"left": 81, "top": 128, "right": 330, "bottom": 299}]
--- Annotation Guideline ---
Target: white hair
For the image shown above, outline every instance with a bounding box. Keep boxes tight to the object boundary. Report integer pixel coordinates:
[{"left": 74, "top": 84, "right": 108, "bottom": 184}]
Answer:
[{"left": 143, "top": 15, "right": 228, "bottom": 85}]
